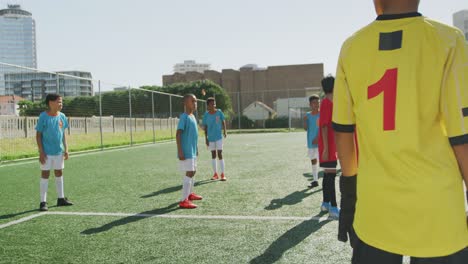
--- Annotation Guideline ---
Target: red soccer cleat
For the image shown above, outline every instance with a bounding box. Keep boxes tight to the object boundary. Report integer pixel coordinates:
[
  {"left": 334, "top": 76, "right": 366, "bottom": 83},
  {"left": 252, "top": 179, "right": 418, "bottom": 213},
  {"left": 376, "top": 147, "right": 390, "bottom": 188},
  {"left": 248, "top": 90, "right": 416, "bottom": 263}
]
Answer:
[
  {"left": 179, "top": 199, "right": 197, "bottom": 209},
  {"left": 188, "top": 193, "right": 203, "bottom": 201},
  {"left": 220, "top": 173, "right": 227, "bottom": 181},
  {"left": 211, "top": 173, "right": 219, "bottom": 180}
]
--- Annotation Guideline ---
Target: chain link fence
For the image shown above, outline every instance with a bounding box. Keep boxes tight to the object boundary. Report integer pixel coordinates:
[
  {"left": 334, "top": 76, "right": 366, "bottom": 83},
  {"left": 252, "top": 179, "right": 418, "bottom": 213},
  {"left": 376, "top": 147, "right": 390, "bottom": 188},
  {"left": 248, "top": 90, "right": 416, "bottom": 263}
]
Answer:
[
  {"left": 227, "top": 88, "right": 321, "bottom": 130},
  {"left": 0, "top": 62, "right": 206, "bottom": 162}
]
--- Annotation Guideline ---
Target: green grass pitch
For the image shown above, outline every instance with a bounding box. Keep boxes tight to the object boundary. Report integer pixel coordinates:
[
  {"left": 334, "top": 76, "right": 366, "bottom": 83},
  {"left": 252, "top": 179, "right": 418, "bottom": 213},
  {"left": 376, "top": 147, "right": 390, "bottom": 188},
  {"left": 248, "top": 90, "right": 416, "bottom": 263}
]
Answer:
[{"left": 0, "top": 132, "right": 354, "bottom": 264}]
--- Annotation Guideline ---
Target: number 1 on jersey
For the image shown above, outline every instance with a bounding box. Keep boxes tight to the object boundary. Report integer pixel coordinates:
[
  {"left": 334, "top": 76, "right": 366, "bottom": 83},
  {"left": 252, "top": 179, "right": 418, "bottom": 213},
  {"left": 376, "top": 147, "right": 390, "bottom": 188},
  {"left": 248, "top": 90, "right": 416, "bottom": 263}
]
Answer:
[{"left": 368, "top": 68, "right": 398, "bottom": 131}]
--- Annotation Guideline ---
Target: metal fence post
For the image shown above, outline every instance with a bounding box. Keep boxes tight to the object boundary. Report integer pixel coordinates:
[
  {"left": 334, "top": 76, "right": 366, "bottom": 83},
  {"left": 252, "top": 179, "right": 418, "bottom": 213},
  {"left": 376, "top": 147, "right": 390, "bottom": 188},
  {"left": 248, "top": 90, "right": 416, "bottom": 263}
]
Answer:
[
  {"left": 237, "top": 92, "right": 241, "bottom": 129},
  {"left": 151, "top": 92, "right": 155, "bottom": 143},
  {"left": 169, "top": 95, "right": 173, "bottom": 139},
  {"left": 98, "top": 80, "right": 103, "bottom": 150},
  {"left": 129, "top": 87, "right": 133, "bottom": 146},
  {"left": 56, "top": 73, "right": 60, "bottom": 94},
  {"left": 287, "top": 89, "right": 291, "bottom": 132}
]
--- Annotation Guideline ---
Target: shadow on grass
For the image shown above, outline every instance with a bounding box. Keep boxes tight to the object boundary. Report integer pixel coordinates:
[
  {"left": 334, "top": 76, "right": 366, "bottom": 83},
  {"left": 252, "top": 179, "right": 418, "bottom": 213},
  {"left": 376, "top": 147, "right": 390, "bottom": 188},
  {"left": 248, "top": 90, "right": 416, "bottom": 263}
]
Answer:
[
  {"left": 265, "top": 188, "right": 322, "bottom": 210},
  {"left": 302, "top": 171, "right": 324, "bottom": 180},
  {"left": 0, "top": 208, "right": 42, "bottom": 220},
  {"left": 80, "top": 202, "right": 179, "bottom": 235},
  {"left": 250, "top": 212, "right": 331, "bottom": 264},
  {"left": 140, "top": 179, "right": 215, "bottom": 198}
]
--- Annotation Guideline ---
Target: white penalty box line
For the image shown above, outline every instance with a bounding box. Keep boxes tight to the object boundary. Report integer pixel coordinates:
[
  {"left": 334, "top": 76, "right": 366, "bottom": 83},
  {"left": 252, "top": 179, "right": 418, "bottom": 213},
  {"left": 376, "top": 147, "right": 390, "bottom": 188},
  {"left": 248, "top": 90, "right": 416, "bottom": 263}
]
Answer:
[{"left": 0, "top": 211, "right": 333, "bottom": 230}]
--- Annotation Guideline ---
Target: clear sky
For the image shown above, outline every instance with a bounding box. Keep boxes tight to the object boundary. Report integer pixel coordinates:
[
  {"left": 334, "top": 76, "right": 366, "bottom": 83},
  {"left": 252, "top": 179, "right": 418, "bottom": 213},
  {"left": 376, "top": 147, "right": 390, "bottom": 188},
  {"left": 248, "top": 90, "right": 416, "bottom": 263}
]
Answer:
[{"left": 1, "top": 0, "right": 466, "bottom": 90}]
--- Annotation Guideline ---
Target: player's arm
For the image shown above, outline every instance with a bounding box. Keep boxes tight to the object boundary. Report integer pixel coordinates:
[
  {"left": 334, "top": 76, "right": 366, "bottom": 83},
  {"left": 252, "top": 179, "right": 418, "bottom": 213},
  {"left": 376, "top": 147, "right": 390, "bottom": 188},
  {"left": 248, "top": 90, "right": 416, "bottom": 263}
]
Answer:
[
  {"left": 321, "top": 124, "right": 329, "bottom": 160},
  {"left": 176, "top": 129, "right": 184, "bottom": 160},
  {"left": 332, "top": 49, "right": 357, "bottom": 247},
  {"left": 452, "top": 145, "right": 468, "bottom": 189},
  {"left": 63, "top": 132, "right": 69, "bottom": 160},
  {"left": 222, "top": 120, "right": 227, "bottom": 138},
  {"left": 303, "top": 115, "right": 308, "bottom": 130},
  {"left": 36, "top": 131, "right": 46, "bottom": 164},
  {"left": 203, "top": 125, "right": 209, "bottom": 146}
]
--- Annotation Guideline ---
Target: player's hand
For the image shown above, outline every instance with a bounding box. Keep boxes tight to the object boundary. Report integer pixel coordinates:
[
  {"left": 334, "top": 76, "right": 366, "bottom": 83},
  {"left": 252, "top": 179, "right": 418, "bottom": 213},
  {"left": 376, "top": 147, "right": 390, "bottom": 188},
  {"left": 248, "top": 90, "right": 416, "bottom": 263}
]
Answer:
[
  {"left": 338, "top": 175, "right": 358, "bottom": 248},
  {"left": 224, "top": 131, "right": 227, "bottom": 138},
  {"left": 312, "top": 137, "right": 318, "bottom": 145},
  {"left": 64, "top": 151, "right": 69, "bottom": 160},
  {"left": 39, "top": 151, "right": 46, "bottom": 165},
  {"left": 322, "top": 149, "right": 329, "bottom": 161},
  {"left": 178, "top": 150, "right": 185, "bottom": 161}
]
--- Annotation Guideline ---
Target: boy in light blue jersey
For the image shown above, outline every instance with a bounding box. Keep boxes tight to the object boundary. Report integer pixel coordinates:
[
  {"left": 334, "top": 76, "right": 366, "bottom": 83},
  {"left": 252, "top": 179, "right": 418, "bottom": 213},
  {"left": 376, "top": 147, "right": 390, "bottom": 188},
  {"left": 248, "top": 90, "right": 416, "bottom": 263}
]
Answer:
[
  {"left": 202, "top": 97, "right": 227, "bottom": 181},
  {"left": 303, "top": 95, "right": 320, "bottom": 188},
  {"left": 35, "top": 94, "right": 73, "bottom": 211},
  {"left": 176, "top": 94, "right": 202, "bottom": 209}
]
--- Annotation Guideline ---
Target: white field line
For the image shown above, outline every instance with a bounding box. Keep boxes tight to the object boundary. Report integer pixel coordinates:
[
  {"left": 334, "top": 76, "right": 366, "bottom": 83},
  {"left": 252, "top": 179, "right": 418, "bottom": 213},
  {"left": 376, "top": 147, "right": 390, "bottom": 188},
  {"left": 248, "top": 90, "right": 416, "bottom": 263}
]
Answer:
[
  {"left": 0, "top": 211, "right": 333, "bottom": 230},
  {"left": 46, "top": 211, "right": 332, "bottom": 222},
  {"left": 0, "top": 213, "right": 45, "bottom": 229}
]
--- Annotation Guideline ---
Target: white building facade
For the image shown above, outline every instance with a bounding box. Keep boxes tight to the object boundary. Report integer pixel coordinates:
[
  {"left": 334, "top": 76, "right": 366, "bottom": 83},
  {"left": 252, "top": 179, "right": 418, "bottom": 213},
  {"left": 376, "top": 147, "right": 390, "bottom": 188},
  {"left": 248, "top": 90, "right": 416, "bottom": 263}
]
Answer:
[
  {"left": 0, "top": 5, "right": 37, "bottom": 95},
  {"left": 453, "top": 10, "right": 468, "bottom": 41}
]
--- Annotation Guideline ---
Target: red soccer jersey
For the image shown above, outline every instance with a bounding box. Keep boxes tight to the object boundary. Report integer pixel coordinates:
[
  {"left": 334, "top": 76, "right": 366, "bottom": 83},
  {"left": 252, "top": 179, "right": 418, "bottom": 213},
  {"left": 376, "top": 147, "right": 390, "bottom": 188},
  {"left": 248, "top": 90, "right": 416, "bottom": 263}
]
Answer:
[{"left": 318, "top": 97, "right": 337, "bottom": 163}]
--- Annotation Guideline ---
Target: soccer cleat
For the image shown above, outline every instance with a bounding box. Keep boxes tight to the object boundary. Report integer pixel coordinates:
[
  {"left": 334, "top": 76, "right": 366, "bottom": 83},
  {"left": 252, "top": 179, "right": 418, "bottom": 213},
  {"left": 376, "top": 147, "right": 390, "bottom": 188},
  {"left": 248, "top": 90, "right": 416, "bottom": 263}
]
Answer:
[
  {"left": 179, "top": 199, "right": 197, "bottom": 209},
  {"left": 329, "top": 206, "right": 340, "bottom": 219},
  {"left": 57, "top": 197, "right": 74, "bottom": 206},
  {"left": 321, "top": 202, "right": 331, "bottom": 212},
  {"left": 188, "top": 193, "right": 203, "bottom": 201},
  {"left": 211, "top": 173, "right": 219, "bottom": 180},
  {"left": 39, "top": 202, "right": 48, "bottom": 211},
  {"left": 220, "top": 173, "right": 227, "bottom": 181},
  {"left": 308, "top": 181, "right": 319, "bottom": 188}
]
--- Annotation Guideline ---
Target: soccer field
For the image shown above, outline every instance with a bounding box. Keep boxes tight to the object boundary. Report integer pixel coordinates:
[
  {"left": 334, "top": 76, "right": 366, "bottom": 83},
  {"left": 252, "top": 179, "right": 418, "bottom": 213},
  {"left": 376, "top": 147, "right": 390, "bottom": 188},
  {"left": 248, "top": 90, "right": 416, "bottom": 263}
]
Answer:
[{"left": 0, "top": 132, "right": 353, "bottom": 264}]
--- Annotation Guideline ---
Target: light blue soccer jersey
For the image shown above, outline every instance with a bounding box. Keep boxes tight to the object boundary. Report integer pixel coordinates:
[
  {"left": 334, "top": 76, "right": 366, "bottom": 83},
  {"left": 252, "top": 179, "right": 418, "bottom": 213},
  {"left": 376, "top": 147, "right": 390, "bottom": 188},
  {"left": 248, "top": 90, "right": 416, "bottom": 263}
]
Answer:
[
  {"left": 35, "top": 111, "right": 69, "bottom": 155},
  {"left": 306, "top": 112, "right": 319, "bottom": 149},
  {"left": 202, "top": 110, "right": 225, "bottom": 142},
  {"left": 177, "top": 113, "right": 199, "bottom": 159}
]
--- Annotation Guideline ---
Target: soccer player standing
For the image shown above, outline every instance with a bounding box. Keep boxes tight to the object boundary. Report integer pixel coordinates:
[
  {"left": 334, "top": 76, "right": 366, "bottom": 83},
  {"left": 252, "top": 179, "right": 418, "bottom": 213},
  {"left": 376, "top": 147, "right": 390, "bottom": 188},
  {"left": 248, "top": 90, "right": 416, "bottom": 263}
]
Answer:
[
  {"left": 177, "top": 94, "right": 203, "bottom": 209},
  {"left": 333, "top": 0, "right": 468, "bottom": 263},
  {"left": 319, "top": 76, "right": 340, "bottom": 219},
  {"left": 36, "top": 94, "right": 73, "bottom": 211},
  {"left": 304, "top": 95, "right": 320, "bottom": 188},
  {"left": 202, "top": 97, "right": 228, "bottom": 181}
]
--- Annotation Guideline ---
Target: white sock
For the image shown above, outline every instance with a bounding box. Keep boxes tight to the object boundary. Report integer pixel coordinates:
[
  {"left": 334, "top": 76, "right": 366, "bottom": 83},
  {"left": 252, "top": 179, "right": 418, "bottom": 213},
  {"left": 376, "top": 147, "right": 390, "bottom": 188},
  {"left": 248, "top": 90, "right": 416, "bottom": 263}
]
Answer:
[
  {"left": 40, "top": 178, "right": 48, "bottom": 202},
  {"left": 191, "top": 177, "right": 195, "bottom": 194},
  {"left": 211, "top": 159, "right": 217, "bottom": 174},
  {"left": 55, "top": 176, "right": 64, "bottom": 199},
  {"left": 181, "top": 176, "right": 192, "bottom": 201},
  {"left": 312, "top": 164, "right": 318, "bottom": 182},
  {"left": 219, "top": 159, "right": 225, "bottom": 173}
]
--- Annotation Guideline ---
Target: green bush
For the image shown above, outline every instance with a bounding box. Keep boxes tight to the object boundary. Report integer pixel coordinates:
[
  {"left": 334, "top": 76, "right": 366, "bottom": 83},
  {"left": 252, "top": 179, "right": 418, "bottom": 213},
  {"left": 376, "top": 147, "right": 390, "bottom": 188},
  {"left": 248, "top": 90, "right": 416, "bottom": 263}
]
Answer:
[
  {"left": 265, "top": 117, "right": 289, "bottom": 128},
  {"left": 231, "top": 115, "right": 255, "bottom": 129}
]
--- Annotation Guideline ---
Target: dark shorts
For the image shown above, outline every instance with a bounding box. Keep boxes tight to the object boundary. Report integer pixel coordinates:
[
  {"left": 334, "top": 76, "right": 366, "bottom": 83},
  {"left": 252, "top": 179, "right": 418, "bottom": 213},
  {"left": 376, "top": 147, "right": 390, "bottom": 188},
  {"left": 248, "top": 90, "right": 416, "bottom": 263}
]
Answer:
[
  {"left": 320, "top": 161, "right": 337, "bottom": 168},
  {"left": 352, "top": 235, "right": 468, "bottom": 264}
]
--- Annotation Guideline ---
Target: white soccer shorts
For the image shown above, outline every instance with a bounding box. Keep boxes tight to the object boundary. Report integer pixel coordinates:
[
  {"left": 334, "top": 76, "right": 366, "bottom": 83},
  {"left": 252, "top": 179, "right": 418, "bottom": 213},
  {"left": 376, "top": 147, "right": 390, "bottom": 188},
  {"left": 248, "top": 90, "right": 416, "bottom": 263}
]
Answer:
[
  {"left": 179, "top": 158, "right": 197, "bottom": 172},
  {"left": 308, "top": 148, "right": 319, "bottom": 160},
  {"left": 208, "top": 139, "right": 223, "bottom": 151},
  {"left": 40, "top": 155, "right": 65, "bottom": 171}
]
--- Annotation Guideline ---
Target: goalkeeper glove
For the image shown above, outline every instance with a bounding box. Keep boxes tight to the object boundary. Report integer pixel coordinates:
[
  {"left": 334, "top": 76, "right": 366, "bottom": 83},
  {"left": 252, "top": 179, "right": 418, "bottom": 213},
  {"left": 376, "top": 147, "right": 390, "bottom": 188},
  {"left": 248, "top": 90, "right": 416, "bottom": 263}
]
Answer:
[{"left": 338, "top": 175, "right": 358, "bottom": 248}]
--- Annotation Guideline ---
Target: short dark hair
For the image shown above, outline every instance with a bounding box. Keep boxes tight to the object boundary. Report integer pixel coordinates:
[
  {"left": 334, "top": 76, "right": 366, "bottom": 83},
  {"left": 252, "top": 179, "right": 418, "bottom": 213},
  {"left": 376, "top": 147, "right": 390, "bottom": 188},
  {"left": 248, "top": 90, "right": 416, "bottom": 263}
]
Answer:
[
  {"left": 321, "top": 76, "right": 335, "bottom": 94},
  {"left": 183, "top": 93, "right": 196, "bottom": 102},
  {"left": 45, "top": 93, "right": 62, "bottom": 107},
  {"left": 206, "top": 97, "right": 215, "bottom": 106},
  {"left": 309, "top": 95, "right": 319, "bottom": 103}
]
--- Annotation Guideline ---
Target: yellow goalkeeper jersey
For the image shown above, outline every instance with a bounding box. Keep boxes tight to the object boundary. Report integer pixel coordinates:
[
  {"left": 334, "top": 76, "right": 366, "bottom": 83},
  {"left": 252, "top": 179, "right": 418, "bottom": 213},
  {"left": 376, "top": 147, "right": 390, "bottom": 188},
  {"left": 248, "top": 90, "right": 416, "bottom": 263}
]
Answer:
[{"left": 332, "top": 13, "right": 468, "bottom": 257}]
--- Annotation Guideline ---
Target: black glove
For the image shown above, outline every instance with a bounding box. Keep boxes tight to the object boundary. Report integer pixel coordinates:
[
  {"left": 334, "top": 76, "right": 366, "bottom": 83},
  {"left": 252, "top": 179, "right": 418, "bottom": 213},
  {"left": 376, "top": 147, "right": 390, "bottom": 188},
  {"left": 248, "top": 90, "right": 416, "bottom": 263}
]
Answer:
[{"left": 338, "top": 175, "right": 357, "bottom": 248}]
